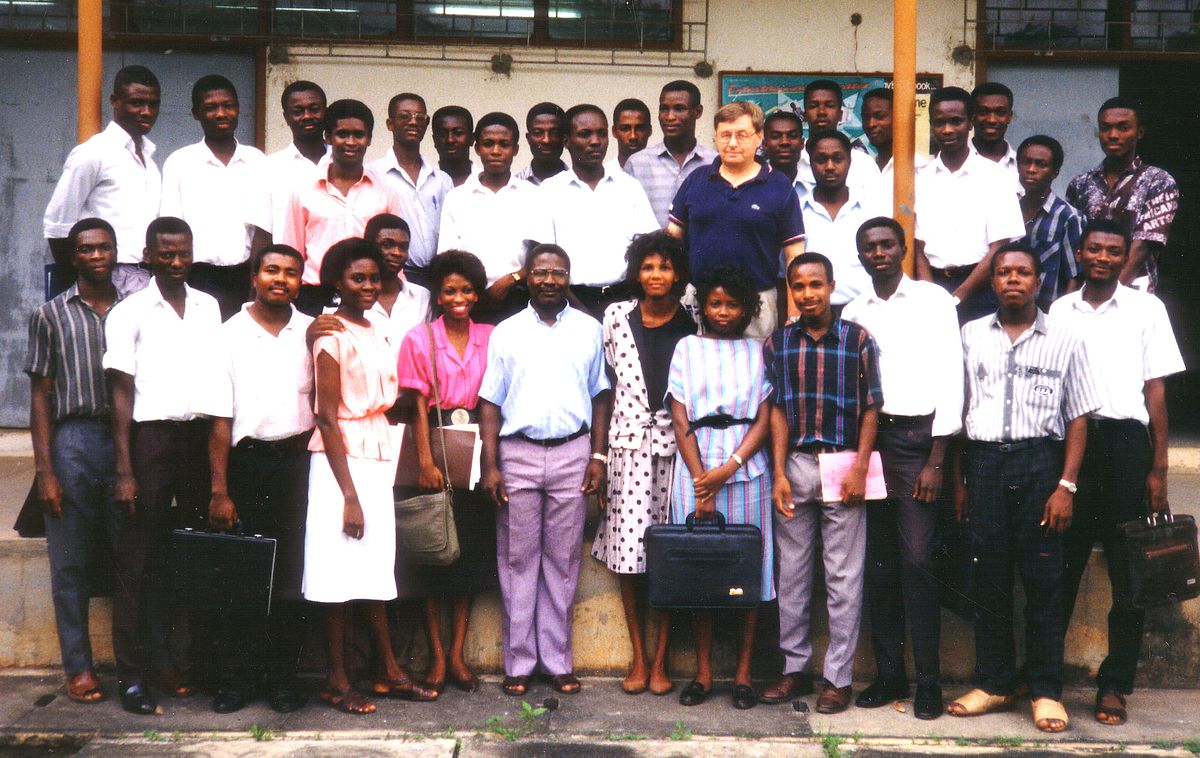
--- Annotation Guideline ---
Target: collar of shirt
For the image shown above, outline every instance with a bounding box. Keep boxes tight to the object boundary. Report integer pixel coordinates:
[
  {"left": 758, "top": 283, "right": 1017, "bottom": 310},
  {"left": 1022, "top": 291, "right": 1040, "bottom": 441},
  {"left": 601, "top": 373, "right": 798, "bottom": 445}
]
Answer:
[
  {"left": 564, "top": 164, "right": 620, "bottom": 190},
  {"left": 430, "top": 314, "right": 488, "bottom": 361},
  {"left": 279, "top": 141, "right": 330, "bottom": 164},
  {"left": 193, "top": 138, "right": 257, "bottom": 168},
  {"left": 800, "top": 187, "right": 867, "bottom": 221},
  {"left": 784, "top": 316, "right": 845, "bottom": 345},
  {"left": 970, "top": 140, "right": 1018, "bottom": 170},
  {"left": 64, "top": 283, "right": 125, "bottom": 313},
  {"left": 103, "top": 120, "right": 156, "bottom": 163},
  {"left": 1087, "top": 155, "right": 1144, "bottom": 183},
  {"left": 705, "top": 157, "right": 772, "bottom": 188},
  {"left": 987, "top": 309, "right": 1049, "bottom": 345},
  {"left": 927, "top": 148, "right": 994, "bottom": 178},
  {"left": 313, "top": 156, "right": 379, "bottom": 196},
  {"left": 519, "top": 300, "right": 573, "bottom": 327},
  {"left": 378, "top": 149, "right": 440, "bottom": 189},
  {"left": 461, "top": 171, "right": 528, "bottom": 195},
  {"left": 650, "top": 141, "right": 710, "bottom": 165},
  {"left": 1067, "top": 282, "right": 1134, "bottom": 315},
  {"left": 143, "top": 277, "right": 204, "bottom": 313},
  {"left": 858, "top": 273, "right": 919, "bottom": 306}
]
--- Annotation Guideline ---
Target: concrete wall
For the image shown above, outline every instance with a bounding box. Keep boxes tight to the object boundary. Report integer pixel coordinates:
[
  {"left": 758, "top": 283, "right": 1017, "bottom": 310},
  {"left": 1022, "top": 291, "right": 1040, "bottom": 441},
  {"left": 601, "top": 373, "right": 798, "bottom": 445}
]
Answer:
[
  {"left": 0, "top": 49, "right": 256, "bottom": 427},
  {"left": 263, "top": 0, "right": 974, "bottom": 162}
]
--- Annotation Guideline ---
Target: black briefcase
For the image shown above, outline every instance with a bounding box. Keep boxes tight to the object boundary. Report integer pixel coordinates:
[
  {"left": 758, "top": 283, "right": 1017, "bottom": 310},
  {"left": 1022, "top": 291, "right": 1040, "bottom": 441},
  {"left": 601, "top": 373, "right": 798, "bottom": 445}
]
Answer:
[
  {"left": 1111, "top": 510, "right": 1200, "bottom": 610},
  {"left": 645, "top": 512, "right": 761, "bottom": 610},
  {"left": 170, "top": 528, "right": 277, "bottom": 617}
]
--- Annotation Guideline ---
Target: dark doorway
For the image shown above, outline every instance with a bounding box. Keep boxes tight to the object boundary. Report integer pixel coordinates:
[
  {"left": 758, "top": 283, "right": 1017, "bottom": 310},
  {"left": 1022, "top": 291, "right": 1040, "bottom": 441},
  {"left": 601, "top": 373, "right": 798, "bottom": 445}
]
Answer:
[{"left": 1120, "top": 62, "right": 1200, "bottom": 433}]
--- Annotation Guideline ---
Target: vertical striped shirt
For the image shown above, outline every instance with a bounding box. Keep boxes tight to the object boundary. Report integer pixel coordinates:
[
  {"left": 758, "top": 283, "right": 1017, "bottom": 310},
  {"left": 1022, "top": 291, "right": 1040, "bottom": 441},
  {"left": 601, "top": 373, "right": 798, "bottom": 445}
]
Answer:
[
  {"left": 25, "top": 285, "right": 123, "bottom": 423},
  {"left": 762, "top": 319, "right": 884, "bottom": 449},
  {"left": 961, "top": 311, "right": 1101, "bottom": 442},
  {"left": 1024, "top": 192, "right": 1082, "bottom": 311}
]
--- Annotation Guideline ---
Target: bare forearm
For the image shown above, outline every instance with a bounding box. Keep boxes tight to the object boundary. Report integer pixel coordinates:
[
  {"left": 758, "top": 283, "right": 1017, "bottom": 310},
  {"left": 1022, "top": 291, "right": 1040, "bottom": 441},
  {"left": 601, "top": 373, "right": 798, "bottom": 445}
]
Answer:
[
  {"left": 926, "top": 435, "right": 950, "bottom": 468},
  {"left": 1121, "top": 240, "right": 1153, "bottom": 285},
  {"left": 208, "top": 417, "right": 232, "bottom": 495},
  {"left": 590, "top": 391, "right": 612, "bottom": 456},
  {"left": 770, "top": 406, "right": 790, "bottom": 477},
  {"left": 108, "top": 371, "right": 135, "bottom": 475},
  {"left": 29, "top": 380, "right": 55, "bottom": 475},
  {"left": 1145, "top": 378, "right": 1170, "bottom": 471},
  {"left": 413, "top": 396, "right": 435, "bottom": 468},
  {"left": 855, "top": 406, "right": 878, "bottom": 466},
  {"left": 954, "top": 242, "right": 1003, "bottom": 301},
  {"left": 316, "top": 415, "right": 357, "bottom": 498},
  {"left": 479, "top": 400, "right": 502, "bottom": 470},
  {"left": 669, "top": 397, "right": 705, "bottom": 478},
  {"left": 1060, "top": 416, "right": 1088, "bottom": 482},
  {"left": 734, "top": 400, "right": 772, "bottom": 460}
]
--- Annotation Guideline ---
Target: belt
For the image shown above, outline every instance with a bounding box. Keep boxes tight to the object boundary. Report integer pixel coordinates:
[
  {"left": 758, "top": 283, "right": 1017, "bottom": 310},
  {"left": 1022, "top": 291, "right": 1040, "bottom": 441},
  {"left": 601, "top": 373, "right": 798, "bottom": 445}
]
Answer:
[
  {"left": 930, "top": 263, "right": 976, "bottom": 279},
  {"left": 1086, "top": 417, "right": 1145, "bottom": 432},
  {"left": 879, "top": 412, "right": 933, "bottom": 428},
  {"left": 687, "top": 413, "right": 753, "bottom": 436},
  {"left": 430, "top": 407, "right": 478, "bottom": 427},
  {"left": 136, "top": 419, "right": 206, "bottom": 429},
  {"left": 505, "top": 426, "right": 589, "bottom": 447},
  {"left": 794, "top": 442, "right": 846, "bottom": 455},
  {"left": 236, "top": 432, "right": 310, "bottom": 454},
  {"left": 973, "top": 438, "right": 1052, "bottom": 453}
]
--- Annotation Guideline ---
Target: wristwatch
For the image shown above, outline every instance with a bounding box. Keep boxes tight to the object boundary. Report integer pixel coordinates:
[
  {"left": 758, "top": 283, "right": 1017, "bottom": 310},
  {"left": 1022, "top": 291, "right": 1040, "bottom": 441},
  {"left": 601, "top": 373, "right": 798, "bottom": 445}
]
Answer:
[
  {"left": 591, "top": 452, "right": 608, "bottom": 464},
  {"left": 511, "top": 271, "right": 522, "bottom": 283},
  {"left": 1058, "top": 478, "right": 1078, "bottom": 494}
]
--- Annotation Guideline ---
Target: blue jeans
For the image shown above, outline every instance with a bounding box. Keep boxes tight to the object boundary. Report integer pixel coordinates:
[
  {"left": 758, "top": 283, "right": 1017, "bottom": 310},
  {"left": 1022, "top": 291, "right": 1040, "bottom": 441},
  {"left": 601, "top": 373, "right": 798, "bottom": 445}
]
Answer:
[
  {"left": 45, "top": 419, "right": 121, "bottom": 676},
  {"left": 966, "top": 438, "right": 1065, "bottom": 700}
]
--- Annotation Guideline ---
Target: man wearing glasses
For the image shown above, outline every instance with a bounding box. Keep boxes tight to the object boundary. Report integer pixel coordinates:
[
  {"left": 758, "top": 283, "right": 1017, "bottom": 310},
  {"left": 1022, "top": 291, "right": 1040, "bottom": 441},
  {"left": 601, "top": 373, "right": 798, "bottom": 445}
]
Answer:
[
  {"left": 667, "top": 100, "right": 806, "bottom": 339},
  {"left": 478, "top": 243, "right": 611, "bottom": 698},
  {"left": 370, "top": 92, "right": 453, "bottom": 287}
]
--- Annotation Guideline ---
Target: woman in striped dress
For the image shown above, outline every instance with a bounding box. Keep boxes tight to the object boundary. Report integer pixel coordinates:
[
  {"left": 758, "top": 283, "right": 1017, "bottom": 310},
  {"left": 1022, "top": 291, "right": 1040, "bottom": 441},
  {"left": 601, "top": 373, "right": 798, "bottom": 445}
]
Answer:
[{"left": 665, "top": 266, "right": 774, "bottom": 711}]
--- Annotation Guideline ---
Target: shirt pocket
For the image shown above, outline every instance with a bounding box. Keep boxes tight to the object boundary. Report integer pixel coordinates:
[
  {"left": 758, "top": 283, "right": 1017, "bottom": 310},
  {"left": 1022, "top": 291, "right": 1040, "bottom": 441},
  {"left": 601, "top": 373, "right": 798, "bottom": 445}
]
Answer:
[{"left": 1016, "top": 364, "right": 1063, "bottom": 411}]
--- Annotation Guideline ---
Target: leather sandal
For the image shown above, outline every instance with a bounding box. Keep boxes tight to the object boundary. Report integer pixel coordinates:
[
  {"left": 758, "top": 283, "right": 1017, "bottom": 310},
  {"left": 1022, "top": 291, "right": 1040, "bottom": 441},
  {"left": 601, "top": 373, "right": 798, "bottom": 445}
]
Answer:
[
  {"left": 1095, "top": 690, "right": 1127, "bottom": 726},
  {"left": 66, "top": 671, "right": 105, "bottom": 704},
  {"left": 320, "top": 686, "right": 375, "bottom": 715},
  {"left": 150, "top": 666, "right": 193, "bottom": 698},
  {"left": 1033, "top": 697, "right": 1069, "bottom": 733},
  {"left": 371, "top": 673, "right": 439, "bottom": 702},
  {"left": 502, "top": 675, "right": 530, "bottom": 696},
  {"left": 946, "top": 688, "right": 1017, "bottom": 717},
  {"left": 550, "top": 673, "right": 581, "bottom": 694}
]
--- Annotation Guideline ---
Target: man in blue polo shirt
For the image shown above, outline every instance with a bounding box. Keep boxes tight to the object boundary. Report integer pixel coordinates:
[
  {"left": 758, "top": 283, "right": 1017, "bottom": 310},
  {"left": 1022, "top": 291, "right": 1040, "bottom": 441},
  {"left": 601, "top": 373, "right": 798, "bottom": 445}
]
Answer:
[{"left": 667, "top": 100, "right": 806, "bottom": 338}]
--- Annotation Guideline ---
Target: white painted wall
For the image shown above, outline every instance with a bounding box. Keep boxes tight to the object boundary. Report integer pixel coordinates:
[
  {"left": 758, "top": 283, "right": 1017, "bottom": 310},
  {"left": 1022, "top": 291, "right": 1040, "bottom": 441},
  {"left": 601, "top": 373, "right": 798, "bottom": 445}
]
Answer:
[{"left": 262, "top": 0, "right": 975, "bottom": 166}]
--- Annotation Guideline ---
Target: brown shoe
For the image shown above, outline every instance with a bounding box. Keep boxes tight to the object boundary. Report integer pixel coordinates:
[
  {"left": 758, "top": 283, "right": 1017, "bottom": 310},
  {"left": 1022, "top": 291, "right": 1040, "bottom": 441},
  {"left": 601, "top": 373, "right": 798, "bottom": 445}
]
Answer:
[
  {"left": 815, "top": 681, "right": 852, "bottom": 714},
  {"left": 759, "top": 672, "right": 815, "bottom": 704}
]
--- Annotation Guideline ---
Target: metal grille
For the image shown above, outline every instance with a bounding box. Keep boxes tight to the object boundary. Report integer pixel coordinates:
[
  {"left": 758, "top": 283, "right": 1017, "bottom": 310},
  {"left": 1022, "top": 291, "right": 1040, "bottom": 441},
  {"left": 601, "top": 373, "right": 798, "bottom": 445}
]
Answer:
[{"left": 977, "top": 0, "right": 1200, "bottom": 51}]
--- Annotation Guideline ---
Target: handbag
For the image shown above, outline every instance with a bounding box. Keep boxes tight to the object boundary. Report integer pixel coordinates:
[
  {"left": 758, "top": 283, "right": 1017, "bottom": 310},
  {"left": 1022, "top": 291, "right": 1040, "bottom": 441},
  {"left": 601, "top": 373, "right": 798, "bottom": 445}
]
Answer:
[
  {"left": 170, "top": 526, "right": 277, "bottom": 616},
  {"left": 644, "top": 511, "right": 762, "bottom": 610},
  {"left": 1111, "top": 508, "right": 1200, "bottom": 610},
  {"left": 394, "top": 323, "right": 461, "bottom": 567}
]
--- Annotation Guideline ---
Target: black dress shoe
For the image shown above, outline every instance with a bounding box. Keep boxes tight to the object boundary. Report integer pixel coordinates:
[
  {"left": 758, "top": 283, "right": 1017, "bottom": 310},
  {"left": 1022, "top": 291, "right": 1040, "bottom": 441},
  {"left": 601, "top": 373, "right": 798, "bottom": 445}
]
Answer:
[
  {"left": 119, "top": 682, "right": 158, "bottom": 716},
  {"left": 268, "top": 684, "right": 308, "bottom": 713},
  {"left": 212, "top": 688, "right": 250, "bottom": 714},
  {"left": 732, "top": 684, "right": 757, "bottom": 710},
  {"left": 914, "top": 683, "right": 943, "bottom": 720},
  {"left": 855, "top": 679, "right": 908, "bottom": 708},
  {"left": 679, "top": 679, "right": 711, "bottom": 707}
]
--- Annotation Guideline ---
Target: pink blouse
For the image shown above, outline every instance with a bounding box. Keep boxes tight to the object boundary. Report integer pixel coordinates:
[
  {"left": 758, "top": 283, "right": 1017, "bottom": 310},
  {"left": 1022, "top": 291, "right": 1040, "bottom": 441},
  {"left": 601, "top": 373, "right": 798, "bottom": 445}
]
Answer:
[
  {"left": 396, "top": 317, "right": 493, "bottom": 409},
  {"left": 308, "top": 318, "right": 400, "bottom": 460}
]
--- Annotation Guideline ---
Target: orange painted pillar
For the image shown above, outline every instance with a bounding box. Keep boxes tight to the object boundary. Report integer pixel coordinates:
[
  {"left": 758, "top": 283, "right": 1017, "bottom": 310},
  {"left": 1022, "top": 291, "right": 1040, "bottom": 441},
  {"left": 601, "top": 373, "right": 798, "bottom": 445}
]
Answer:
[
  {"left": 77, "top": 0, "right": 103, "bottom": 141},
  {"left": 893, "top": 0, "right": 917, "bottom": 274}
]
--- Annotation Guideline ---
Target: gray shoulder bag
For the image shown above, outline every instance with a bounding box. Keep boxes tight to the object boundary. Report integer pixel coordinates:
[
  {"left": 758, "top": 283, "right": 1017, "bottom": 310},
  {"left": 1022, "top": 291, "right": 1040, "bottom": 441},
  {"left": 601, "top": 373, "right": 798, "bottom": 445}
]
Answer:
[{"left": 394, "top": 323, "right": 461, "bottom": 566}]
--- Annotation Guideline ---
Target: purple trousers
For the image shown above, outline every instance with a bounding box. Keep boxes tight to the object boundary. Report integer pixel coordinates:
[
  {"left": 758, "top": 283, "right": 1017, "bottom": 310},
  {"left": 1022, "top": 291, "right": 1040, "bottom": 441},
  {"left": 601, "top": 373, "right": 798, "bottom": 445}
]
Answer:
[{"left": 496, "top": 435, "right": 589, "bottom": 677}]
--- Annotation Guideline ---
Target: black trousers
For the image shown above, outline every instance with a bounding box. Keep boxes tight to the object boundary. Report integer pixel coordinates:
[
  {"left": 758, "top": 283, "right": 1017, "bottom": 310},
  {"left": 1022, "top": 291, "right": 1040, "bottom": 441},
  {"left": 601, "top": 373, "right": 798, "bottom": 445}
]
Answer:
[
  {"left": 966, "top": 438, "right": 1065, "bottom": 700},
  {"left": 296, "top": 284, "right": 336, "bottom": 317},
  {"left": 189, "top": 262, "right": 251, "bottom": 321},
  {"left": 212, "top": 434, "right": 311, "bottom": 689},
  {"left": 1063, "top": 418, "right": 1152, "bottom": 695},
  {"left": 113, "top": 419, "right": 211, "bottom": 683},
  {"left": 865, "top": 414, "right": 941, "bottom": 686}
]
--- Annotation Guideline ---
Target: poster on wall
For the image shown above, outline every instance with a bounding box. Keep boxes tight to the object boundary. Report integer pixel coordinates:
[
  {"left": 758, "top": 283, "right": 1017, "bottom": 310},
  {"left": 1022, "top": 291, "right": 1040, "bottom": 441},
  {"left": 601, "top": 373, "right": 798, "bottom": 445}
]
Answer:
[{"left": 719, "top": 71, "right": 944, "bottom": 157}]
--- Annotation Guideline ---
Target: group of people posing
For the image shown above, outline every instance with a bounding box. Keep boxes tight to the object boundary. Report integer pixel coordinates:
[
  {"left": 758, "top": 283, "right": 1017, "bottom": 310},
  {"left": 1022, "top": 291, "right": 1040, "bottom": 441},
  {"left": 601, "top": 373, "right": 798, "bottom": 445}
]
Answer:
[{"left": 31, "top": 63, "right": 1183, "bottom": 736}]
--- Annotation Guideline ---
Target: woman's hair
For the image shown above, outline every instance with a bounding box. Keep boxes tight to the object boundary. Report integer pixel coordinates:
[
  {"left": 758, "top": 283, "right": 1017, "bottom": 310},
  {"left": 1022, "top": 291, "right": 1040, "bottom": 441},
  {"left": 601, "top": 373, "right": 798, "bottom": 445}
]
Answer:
[
  {"left": 426, "top": 249, "right": 488, "bottom": 316},
  {"left": 622, "top": 230, "right": 689, "bottom": 299},
  {"left": 695, "top": 266, "right": 760, "bottom": 335},
  {"left": 319, "top": 237, "right": 385, "bottom": 291}
]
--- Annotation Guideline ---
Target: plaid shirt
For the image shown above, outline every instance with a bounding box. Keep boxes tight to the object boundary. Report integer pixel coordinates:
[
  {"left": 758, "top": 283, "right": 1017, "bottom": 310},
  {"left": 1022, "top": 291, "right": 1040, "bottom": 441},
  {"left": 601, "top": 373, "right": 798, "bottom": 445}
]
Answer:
[
  {"left": 1024, "top": 192, "right": 1082, "bottom": 310},
  {"left": 763, "top": 318, "right": 884, "bottom": 449},
  {"left": 1066, "top": 157, "right": 1178, "bottom": 291}
]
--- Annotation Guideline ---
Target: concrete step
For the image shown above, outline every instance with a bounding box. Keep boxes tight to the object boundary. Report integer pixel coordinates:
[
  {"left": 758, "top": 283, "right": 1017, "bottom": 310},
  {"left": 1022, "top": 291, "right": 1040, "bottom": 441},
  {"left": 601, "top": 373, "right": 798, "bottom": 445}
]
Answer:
[{"left": 2, "top": 439, "right": 1200, "bottom": 688}]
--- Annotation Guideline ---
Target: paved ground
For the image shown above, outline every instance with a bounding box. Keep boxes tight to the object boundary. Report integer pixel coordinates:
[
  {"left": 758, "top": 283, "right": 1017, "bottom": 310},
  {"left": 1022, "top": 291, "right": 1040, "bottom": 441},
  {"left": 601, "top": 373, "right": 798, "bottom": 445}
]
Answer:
[{"left": 0, "top": 672, "right": 1198, "bottom": 756}]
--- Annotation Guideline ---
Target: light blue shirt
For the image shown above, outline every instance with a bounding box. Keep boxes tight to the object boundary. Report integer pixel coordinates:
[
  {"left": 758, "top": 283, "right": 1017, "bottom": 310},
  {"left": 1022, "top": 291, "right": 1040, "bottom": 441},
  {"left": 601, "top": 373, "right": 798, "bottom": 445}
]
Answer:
[{"left": 479, "top": 303, "right": 610, "bottom": 439}]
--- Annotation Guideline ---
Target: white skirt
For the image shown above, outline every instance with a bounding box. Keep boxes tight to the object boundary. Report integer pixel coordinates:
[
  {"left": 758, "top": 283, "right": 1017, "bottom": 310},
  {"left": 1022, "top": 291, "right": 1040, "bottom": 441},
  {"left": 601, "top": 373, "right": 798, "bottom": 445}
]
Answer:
[{"left": 302, "top": 451, "right": 398, "bottom": 603}]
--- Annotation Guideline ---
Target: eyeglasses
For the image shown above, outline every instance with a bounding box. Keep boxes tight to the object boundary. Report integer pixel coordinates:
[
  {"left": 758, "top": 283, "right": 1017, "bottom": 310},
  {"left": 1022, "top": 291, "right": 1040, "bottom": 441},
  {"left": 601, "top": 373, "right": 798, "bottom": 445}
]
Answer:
[
  {"left": 393, "top": 111, "right": 429, "bottom": 126},
  {"left": 716, "top": 130, "right": 757, "bottom": 144},
  {"left": 529, "top": 267, "right": 569, "bottom": 280}
]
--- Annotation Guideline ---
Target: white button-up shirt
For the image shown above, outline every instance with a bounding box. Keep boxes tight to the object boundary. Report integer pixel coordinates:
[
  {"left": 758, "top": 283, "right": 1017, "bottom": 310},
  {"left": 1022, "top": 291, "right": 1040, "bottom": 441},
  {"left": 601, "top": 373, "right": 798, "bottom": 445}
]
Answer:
[
  {"left": 245, "top": 142, "right": 326, "bottom": 237},
  {"left": 915, "top": 150, "right": 1025, "bottom": 269},
  {"left": 44, "top": 121, "right": 162, "bottom": 264},
  {"left": 366, "top": 282, "right": 431, "bottom": 363},
  {"left": 1048, "top": 284, "right": 1184, "bottom": 425},
  {"left": 800, "top": 189, "right": 887, "bottom": 305},
  {"left": 102, "top": 279, "right": 222, "bottom": 422},
  {"left": 970, "top": 140, "right": 1022, "bottom": 195},
  {"left": 369, "top": 151, "right": 454, "bottom": 268},
  {"left": 159, "top": 140, "right": 265, "bottom": 266},
  {"left": 537, "top": 166, "right": 659, "bottom": 287},
  {"left": 437, "top": 173, "right": 541, "bottom": 286},
  {"left": 198, "top": 304, "right": 315, "bottom": 444},
  {"left": 866, "top": 152, "right": 931, "bottom": 211},
  {"left": 842, "top": 276, "right": 964, "bottom": 437}
]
